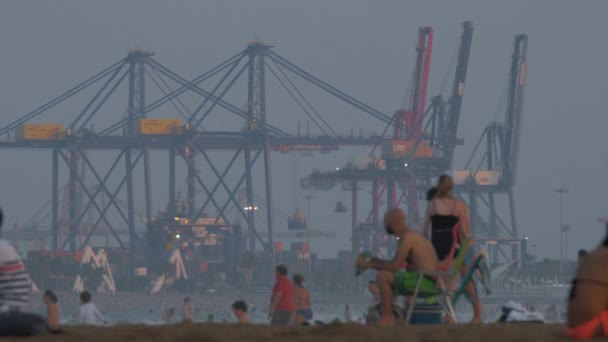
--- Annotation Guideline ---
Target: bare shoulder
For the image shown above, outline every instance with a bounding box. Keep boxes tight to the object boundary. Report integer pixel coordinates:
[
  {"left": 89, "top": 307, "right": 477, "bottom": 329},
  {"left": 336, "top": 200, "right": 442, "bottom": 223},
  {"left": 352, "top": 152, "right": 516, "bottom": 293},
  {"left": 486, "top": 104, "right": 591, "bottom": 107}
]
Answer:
[
  {"left": 404, "top": 230, "right": 425, "bottom": 242},
  {"left": 579, "top": 249, "right": 608, "bottom": 281}
]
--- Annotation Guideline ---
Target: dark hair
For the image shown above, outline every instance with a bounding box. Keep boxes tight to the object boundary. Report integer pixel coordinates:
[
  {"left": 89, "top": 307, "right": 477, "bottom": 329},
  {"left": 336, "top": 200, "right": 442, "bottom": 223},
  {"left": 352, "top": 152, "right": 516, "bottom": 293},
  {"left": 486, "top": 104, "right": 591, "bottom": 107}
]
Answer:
[
  {"left": 80, "top": 291, "right": 92, "bottom": 304},
  {"left": 184, "top": 297, "right": 191, "bottom": 304},
  {"left": 426, "top": 187, "right": 438, "bottom": 201},
  {"left": 578, "top": 249, "right": 588, "bottom": 258},
  {"left": 368, "top": 280, "right": 377, "bottom": 285},
  {"left": 44, "top": 290, "right": 58, "bottom": 304},
  {"left": 604, "top": 224, "right": 608, "bottom": 247},
  {"left": 436, "top": 175, "right": 454, "bottom": 198},
  {"left": 275, "top": 264, "right": 288, "bottom": 276},
  {"left": 293, "top": 274, "right": 304, "bottom": 286},
  {"left": 232, "top": 300, "right": 248, "bottom": 312}
]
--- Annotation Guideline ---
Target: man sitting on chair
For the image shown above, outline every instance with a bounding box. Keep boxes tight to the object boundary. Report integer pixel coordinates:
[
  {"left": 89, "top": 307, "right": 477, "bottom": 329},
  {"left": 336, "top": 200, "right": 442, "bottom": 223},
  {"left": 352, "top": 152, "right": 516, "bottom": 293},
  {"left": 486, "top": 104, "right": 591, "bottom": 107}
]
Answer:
[{"left": 356, "top": 208, "right": 439, "bottom": 326}]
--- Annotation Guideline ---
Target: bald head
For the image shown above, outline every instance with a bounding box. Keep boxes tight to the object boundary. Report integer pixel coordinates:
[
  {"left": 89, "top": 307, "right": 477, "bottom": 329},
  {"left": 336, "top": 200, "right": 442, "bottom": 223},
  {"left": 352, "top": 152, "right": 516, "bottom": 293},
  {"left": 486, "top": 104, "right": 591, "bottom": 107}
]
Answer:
[{"left": 383, "top": 208, "right": 407, "bottom": 235}]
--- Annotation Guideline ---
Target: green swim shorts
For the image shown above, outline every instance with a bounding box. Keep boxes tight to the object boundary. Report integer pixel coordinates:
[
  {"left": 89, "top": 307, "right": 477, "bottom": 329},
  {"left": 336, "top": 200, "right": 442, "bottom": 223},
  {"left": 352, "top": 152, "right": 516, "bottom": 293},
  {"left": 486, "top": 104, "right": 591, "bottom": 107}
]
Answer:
[{"left": 393, "top": 271, "right": 437, "bottom": 296}]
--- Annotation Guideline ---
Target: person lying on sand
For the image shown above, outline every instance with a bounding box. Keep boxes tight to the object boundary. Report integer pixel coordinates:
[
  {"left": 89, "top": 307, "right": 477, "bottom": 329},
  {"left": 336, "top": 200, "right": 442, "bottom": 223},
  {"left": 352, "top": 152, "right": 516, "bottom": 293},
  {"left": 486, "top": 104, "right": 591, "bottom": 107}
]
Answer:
[
  {"left": 567, "top": 225, "right": 608, "bottom": 339},
  {"left": 356, "top": 208, "right": 439, "bottom": 326}
]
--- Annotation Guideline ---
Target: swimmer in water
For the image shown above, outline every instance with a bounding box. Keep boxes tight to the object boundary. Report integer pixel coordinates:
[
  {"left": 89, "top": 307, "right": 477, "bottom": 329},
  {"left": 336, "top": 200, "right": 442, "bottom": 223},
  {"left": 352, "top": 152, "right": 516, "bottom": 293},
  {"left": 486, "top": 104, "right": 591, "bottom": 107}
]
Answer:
[
  {"left": 567, "top": 224, "right": 608, "bottom": 339},
  {"left": 293, "top": 274, "right": 313, "bottom": 325}
]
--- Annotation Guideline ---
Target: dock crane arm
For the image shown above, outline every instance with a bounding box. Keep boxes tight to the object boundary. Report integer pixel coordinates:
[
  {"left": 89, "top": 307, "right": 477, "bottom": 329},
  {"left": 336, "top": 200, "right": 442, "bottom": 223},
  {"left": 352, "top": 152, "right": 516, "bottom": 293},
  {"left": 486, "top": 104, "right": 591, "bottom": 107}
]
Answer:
[
  {"left": 445, "top": 21, "right": 474, "bottom": 164},
  {"left": 502, "top": 35, "right": 528, "bottom": 185}
]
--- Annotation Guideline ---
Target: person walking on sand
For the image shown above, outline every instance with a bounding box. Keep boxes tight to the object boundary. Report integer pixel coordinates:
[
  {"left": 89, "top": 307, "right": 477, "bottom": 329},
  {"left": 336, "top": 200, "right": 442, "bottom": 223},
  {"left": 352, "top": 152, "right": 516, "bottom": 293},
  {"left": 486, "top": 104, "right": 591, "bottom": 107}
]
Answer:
[
  {"left": 356, "top": 208, "right": 439, "bottom": 326},
  {"left": 231, "top": 300, "right": 251, "bottom": 324},
  {"left": 43, "top": 290, "right": 60, "bottom": 329},
  {"left": 269, "top": 264, "right": 295, "bottom": 325},
  {"left": 182, "top": 297, "right": 192, "bottom": 322},
  {"left": 79, "top": 291, "right": 105, "bottom": 326},
  {"left": 422, "top": 175, "right": 482, "bottom": 323},
  {"left": 567, "top": 224, "right": 608, "bottom": 339},
  {"left": 293, "top": 274, "right": 313, "bottom": 324}
]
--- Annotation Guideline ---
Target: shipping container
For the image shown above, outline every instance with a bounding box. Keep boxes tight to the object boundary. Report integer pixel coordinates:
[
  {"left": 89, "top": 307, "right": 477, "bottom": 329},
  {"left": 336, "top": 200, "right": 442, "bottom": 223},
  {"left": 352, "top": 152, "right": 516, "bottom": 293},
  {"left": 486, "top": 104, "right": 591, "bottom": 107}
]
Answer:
[
  {"left": 450, "top": 170, "right": 500, "bottom": 186},
  {"left": 381, "top": 140, "right": 433, "bottom": 159},
  {"left": 16, "top": 124, "right": 65, "bottom": 141},
  {"left": 134, "top": 118, "right": 183, "bottom": 135}
]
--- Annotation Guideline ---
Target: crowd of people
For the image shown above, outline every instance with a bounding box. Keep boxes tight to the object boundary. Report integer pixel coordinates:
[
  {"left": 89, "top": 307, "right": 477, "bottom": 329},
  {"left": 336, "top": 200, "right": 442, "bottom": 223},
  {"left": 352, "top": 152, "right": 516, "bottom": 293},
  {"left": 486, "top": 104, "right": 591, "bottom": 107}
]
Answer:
[{"left": 0, "top": 174, "right": 607, "bottom": 339}]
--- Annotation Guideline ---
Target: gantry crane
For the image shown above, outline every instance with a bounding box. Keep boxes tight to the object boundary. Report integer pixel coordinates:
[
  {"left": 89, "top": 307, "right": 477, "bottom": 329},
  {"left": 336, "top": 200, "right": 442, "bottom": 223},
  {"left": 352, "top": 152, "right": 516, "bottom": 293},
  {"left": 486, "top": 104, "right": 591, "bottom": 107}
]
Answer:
[
  {"left": 453, "top": 34, "right": 528, "bottom": 267},
  {"left": 301, "top": 22, "right": 474, "bottom": 256}
]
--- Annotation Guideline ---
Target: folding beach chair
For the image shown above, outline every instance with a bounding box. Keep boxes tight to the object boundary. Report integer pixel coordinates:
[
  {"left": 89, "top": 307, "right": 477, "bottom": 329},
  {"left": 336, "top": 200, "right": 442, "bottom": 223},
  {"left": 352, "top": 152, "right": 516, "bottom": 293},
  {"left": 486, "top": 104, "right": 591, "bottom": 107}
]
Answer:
[{"left": 401, "top": 238, "right": 492, "bottom": 324}]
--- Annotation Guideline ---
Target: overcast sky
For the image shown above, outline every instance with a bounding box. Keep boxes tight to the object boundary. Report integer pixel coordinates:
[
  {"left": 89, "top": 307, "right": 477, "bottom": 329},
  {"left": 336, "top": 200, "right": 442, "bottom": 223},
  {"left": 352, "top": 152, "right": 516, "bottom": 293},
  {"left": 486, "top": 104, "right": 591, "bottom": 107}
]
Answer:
[{"left": 1, "top": 0, "right": 607, "bottom": 260}]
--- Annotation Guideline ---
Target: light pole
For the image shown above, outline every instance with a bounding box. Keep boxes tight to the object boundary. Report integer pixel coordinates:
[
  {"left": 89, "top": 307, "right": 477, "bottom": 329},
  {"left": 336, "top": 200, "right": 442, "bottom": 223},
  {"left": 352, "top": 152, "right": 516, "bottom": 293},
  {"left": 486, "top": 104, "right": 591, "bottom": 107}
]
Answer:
[
  {"left": 302, "top": 193, "right": 315, "bottom": 283},
  {"left": 244, "top": 204, "right": 258, "bottom": 251},
  {"left": 554, "top": 185, "right": 568, "bottom": 281}
]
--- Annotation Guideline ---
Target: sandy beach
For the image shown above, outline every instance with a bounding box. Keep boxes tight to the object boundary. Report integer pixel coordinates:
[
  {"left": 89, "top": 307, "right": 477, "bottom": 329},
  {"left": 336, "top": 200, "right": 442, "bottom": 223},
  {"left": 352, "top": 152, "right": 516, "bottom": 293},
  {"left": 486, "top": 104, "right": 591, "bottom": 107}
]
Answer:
[{"left": 10, "top": 323, "right": 570, "bottom": 342}]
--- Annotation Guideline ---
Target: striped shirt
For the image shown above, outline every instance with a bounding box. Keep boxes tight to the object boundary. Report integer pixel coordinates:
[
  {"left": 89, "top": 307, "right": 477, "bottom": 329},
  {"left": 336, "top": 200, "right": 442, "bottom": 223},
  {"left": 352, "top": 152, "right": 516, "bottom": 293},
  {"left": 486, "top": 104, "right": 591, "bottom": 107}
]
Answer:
[{"left": 0, "top": 240, "right": 30, "bottom": 311}]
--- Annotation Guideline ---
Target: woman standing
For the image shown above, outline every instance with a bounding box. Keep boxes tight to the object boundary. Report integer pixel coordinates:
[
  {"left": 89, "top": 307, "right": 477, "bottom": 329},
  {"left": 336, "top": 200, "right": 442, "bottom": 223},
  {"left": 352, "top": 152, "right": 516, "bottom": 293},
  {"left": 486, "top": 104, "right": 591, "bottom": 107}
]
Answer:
[
  {"left": 423, "top": 174, "right": 482, "bottom": 323},
  {"left": 293, "top": 274, "right": 313, "bottom": 324}
]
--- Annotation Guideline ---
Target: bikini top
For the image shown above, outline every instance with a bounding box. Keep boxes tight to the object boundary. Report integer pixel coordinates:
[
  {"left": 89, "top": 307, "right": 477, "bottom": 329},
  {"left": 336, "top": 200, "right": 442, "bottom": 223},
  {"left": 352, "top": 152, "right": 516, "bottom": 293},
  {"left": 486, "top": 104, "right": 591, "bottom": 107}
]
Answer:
[{"left": 430, "top": 199, "right": 460, "bottom": 234}]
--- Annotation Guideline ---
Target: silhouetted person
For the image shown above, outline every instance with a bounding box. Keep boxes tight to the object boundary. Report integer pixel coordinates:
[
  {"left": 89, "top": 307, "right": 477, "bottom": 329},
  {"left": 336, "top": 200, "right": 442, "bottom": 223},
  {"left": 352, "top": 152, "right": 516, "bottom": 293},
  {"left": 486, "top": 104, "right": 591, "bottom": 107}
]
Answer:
[
  {"left": 79, "top": 291, "right": 105, "bottom": 325},
  {"left": 293, "top": 274, "right": 313, "bottom": 324},
  {"left": 268, "top": 265, "right": 295, "bottom": 325},
  {"left": 567, "top": 225, "right": 608, "bottom": 339},
  {"left": 43, "top": 290, "right": 59, "bottom": 329},
  {"left": 423, "top": 175, "right": 482, "bottom": 323}
]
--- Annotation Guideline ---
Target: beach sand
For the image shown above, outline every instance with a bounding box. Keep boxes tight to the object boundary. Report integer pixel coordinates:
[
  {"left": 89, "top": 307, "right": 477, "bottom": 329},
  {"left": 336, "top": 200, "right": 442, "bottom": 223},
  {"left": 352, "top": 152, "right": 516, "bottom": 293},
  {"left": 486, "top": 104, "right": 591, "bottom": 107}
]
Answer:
[{"left": 14, "top": 323, "right": 571, "bottom": 342}]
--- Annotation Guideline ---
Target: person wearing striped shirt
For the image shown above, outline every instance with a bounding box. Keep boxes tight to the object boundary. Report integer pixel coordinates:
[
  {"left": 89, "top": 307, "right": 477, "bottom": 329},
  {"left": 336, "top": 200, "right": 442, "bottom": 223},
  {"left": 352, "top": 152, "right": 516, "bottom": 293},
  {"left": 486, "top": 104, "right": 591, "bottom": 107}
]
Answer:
[{"left": 0, "top": 239, "right": 31, "bottom": 312}]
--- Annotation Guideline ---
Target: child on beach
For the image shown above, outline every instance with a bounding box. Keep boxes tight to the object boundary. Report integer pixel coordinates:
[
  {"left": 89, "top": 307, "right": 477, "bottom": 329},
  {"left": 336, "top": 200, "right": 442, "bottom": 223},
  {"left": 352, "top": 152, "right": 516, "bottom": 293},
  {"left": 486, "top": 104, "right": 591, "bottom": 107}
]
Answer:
[
  {"left": 43, "top": 290, "right": 60, "bottom": 329},
  {"left": 231, "top": 300, "right": 251, "bottom": 324},
  {"left": 79, "top": 291, "right": 106, "bottom": 326}
]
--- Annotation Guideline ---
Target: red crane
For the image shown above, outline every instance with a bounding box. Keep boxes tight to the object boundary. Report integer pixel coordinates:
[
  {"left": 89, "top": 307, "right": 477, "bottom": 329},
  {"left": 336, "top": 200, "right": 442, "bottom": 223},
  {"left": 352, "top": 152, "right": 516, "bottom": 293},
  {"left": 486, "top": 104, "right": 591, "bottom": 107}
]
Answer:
[
  {"left": 372, "top": 27, "right": 434, "bottom": 221},
  {"left": 394, "top": 27, "right": 434, "bottom": 142}
]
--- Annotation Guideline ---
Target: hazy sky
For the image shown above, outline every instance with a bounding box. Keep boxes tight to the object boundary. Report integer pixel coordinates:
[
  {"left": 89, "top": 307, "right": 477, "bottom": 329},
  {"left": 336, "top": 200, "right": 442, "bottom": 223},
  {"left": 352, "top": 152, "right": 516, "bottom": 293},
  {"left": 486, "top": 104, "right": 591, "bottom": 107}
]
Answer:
[{"left": 1, "top": 0, "right": 607, "bottom": 260}]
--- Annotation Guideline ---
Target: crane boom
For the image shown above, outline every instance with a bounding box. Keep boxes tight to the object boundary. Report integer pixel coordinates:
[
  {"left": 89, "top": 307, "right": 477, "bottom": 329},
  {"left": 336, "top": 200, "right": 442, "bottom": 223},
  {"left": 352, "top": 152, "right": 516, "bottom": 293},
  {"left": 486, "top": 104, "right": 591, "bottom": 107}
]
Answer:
[
  {"left": 445, "top": 21, "right": 474, "bottom": 163},
  {"left": 394, "top": 27, "right": 434, "bottom": 141},
  {"left": 503, "top": 34, "right": 528, "bottom": 184}
]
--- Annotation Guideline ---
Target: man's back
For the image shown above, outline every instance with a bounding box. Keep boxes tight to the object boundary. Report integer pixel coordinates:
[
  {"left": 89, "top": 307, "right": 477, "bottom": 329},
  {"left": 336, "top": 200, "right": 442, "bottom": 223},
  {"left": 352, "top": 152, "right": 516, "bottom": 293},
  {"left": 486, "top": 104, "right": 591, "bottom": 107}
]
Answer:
[
  {"left": 401, "top": 231, "right": 439, "bottom": 273},
  {"left": 273, "top": 276, "right": 295, "bottom": 312},
  {"left": 0, "top": 239, "right": 30, "bottom": 311}
]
